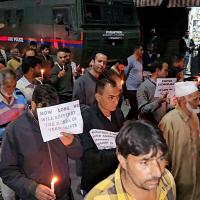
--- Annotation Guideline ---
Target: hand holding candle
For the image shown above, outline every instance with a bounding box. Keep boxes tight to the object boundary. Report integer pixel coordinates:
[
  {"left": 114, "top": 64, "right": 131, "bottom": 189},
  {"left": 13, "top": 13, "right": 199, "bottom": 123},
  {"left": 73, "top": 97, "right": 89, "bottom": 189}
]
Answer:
[{"left": 51, "top": 177, "right": 58, "bottom": 193}]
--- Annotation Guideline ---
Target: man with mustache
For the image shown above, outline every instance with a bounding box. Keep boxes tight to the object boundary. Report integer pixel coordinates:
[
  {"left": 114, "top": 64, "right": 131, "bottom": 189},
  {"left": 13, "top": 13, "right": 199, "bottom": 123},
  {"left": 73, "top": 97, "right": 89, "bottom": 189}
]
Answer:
[
  {"left": 85, "top": 121, "right": 176, "bottom": 200},
  {"left": 159, "top": 81, "right": 200, "bottom": 200}
]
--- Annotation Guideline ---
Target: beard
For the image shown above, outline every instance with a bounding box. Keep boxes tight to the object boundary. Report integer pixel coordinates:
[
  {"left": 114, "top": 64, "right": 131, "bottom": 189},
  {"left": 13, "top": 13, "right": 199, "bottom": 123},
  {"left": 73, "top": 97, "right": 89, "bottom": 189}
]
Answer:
[{"left": 186, "top": 102, "right": 200, "bottom": 114}]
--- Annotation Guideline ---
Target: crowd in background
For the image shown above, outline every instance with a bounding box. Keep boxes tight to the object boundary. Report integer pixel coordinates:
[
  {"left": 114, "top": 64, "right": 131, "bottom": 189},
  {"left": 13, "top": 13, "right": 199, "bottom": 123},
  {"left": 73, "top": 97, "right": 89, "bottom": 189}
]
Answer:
[{"left": 0, "top": 31, "right": 199, "bottom": 200}]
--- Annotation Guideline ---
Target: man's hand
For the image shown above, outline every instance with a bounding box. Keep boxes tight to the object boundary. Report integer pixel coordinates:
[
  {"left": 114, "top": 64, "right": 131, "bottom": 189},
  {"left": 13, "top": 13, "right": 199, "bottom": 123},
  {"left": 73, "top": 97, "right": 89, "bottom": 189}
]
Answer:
[
  {"left": 35, "top": 184, "right": 55, "bottom": 200},
  {"left": 161, "top": 93, "right": 168, "bottom": 103},
  {"left": 57, "top": 70, "right": 65, "bottom": 78},
  {"left": 125, "top": 99, "right": 130, "bottom": 107},
  {"left": 59, "top": 133, "right": 74, "bottom": 146}
]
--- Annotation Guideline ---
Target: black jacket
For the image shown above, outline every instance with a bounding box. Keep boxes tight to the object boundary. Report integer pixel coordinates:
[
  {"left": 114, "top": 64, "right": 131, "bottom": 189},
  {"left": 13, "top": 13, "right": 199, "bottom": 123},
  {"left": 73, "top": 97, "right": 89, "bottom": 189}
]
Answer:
[
  {"left": 0, "top": 109, "right": 82, "bottom": 200},
  {"left": 80, "top": 106, "right": 124, "bottom": 192}
]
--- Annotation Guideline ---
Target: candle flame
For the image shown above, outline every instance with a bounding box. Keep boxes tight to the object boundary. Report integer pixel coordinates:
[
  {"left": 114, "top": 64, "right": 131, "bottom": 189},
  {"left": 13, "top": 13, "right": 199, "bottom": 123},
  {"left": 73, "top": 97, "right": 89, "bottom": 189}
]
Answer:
[
  {"left": 51, "top": 177, "right": 58, "bottom": 183},
  {"left": 41, "top": 69, "right": 45, "bottom": 74},
  {"left": 121, "top": 80, "right": 124, "bottom": 85}
]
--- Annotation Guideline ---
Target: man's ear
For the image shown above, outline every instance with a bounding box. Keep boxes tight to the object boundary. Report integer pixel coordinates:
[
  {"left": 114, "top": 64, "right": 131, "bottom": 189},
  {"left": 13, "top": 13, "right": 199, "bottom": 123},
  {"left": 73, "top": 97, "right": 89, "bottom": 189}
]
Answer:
[
  {"left": 95, "top": 93, "right": 101, "bottom": 103},
  {"left": 90, "top": 59, "right": 94, "bottom": 66},
  {"left": 116, "top": 150, "right": 127, "bottom": 170}
]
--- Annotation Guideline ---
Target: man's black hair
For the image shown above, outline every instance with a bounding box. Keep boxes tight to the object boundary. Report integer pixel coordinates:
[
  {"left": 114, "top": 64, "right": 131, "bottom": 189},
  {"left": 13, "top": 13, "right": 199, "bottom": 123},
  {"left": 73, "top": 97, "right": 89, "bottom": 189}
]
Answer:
[
  {"left": 56, "top": 48, "right": 71, "bottom": 55},
  {"left": 133, "top": 43, "right": 143, "bottom": 52},
  {"left": 21, "top": 56, "right": 42, "bottom": 74},
  {"left": 115, "top": 58, "right": 128, "bottom": 66},
  {"left": 96, "top": 78, "right": 117, "bottom": 95},
  {"left": 32, "top": 84, "right": 59, "bottom": 107},
  {"left": 148, "top": 59, "right": 167, "bottom": 73},
  {"left": 116, "top": 120, "right": 168, "bottom": 158},
  {"left": 29, "top": 41, "right": 37, "bottom": 47},
  {"left": 63, "top": 48, "right": 71, "bottom": 54},
  {"left": 40, "top": 44, "right": 50, "bottom": 51}
]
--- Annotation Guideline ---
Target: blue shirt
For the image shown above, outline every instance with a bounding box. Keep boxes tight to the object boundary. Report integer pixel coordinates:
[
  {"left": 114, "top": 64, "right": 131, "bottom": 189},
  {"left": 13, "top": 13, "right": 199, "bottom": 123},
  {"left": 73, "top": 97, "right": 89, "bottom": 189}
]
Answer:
[{"left": 125, "top": 55, "right": 143, "bottom": 90}]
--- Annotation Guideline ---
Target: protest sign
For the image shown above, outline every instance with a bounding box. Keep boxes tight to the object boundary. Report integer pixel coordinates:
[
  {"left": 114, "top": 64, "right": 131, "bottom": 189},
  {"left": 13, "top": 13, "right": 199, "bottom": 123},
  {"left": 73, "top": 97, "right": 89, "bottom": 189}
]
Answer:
[
  {"left": 89, "top": 129, "right": 118, "bottom": 150},
  {"left": 154, "top": 78, "right": 177, "bottom": 97},
  {"left": 37, "top": 100, "right": 83, "bottom": 142}
]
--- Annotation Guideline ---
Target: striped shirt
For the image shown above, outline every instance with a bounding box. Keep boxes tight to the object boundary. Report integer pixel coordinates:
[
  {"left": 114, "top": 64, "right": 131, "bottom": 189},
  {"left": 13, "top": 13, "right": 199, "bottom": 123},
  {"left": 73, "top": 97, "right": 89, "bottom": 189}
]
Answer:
[
  {"left": 85, "top": 165, "right": 176, "bottom": 200},
  {"left": 0, "top": 89, "right": 27, "bottom": 138}
]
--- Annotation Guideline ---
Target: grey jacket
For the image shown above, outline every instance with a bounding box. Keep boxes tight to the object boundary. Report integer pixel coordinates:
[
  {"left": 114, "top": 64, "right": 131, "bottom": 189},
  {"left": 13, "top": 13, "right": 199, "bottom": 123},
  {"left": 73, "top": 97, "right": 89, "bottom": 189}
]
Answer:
[{"left": 137, "top": 78, "right": 167, "bottom": 123}]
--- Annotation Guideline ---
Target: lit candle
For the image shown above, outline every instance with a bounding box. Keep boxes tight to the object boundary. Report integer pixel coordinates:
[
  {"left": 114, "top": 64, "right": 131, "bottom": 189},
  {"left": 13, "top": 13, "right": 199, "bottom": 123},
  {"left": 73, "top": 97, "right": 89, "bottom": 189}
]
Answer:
[
  {"left": 81, "top": 68, "right": 84, "bottom": 75},
  {"left": 121, "top": 79, "right": 124, "bottom": 85},
  {"left": 41, "top": 69, "right": 44, "bottom": 80},
  {"left": 51, "top": 177, "right": 58, "bottom": 193}
]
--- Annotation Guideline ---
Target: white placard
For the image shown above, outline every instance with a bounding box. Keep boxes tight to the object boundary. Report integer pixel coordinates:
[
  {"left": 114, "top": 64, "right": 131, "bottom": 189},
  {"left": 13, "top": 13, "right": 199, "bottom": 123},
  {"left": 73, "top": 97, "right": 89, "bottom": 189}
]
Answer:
[
  {"left": 154, "top": 78, "right": 177, "bottom": 97},
  {"left": 37, "top": 100, "right": 83, "bottom": 142},
  {"left": 89, "top": 129, "right": 118, "bottom": 150}
]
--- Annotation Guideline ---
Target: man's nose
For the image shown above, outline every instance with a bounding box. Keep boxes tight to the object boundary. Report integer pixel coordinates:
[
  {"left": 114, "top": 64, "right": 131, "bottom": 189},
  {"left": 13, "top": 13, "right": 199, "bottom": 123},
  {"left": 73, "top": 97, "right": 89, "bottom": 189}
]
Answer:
[{"left": 151, "top": 160, "right": 162, "bottom": 178}]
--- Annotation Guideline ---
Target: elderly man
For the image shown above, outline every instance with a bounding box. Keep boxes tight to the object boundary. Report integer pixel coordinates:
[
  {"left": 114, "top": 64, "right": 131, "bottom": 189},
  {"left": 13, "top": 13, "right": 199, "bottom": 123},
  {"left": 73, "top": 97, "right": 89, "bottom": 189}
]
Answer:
[
  {"left": 80, "top": 78, "right": 124, "bottom": 195},
  {"left": 0, "top": 84, "right": 82, "bottom": 200},
  {"left": 0, "top": 68, "right": 27, "bottom": 200},
  {"left": 85, "top": 121, "right": 176, "bottom": 200},
  {"left": 159, "top": 81, "right": 200, "bottom": 200}
]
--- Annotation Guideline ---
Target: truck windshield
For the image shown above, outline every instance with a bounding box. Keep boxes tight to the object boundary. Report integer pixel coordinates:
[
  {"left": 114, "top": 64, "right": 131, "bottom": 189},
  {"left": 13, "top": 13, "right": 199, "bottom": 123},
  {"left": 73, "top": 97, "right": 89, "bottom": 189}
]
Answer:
[{"left": 83, "top": 0, "right": 135, "bottom": 25}]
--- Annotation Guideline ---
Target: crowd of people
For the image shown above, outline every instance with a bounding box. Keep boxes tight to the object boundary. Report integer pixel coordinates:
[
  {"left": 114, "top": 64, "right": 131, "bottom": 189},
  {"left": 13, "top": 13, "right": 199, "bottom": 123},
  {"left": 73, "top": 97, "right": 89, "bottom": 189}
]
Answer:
[{"left": 0, "top": 38, "right": 199, "bottom": 200}]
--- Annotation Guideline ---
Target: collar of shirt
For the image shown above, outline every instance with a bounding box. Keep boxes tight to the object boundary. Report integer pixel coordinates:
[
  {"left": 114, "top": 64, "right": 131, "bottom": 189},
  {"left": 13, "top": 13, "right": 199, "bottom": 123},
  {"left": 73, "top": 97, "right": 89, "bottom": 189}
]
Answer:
[
  {"left": 88, "top": 70, "right": 98, "bottom": 82},
  {"left": 20, "top": 76, "right": 35, "bottom": 89},
  {"left": 0, "top": 92, "right": 17, "bottom": 105}
]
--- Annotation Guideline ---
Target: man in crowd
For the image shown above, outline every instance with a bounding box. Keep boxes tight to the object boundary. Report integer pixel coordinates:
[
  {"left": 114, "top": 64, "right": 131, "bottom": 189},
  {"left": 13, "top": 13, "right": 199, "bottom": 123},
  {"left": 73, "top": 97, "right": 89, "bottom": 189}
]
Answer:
[
  {"left": 142, "top": 43, "right": 158, "bottom": 72},
  {"left": 125, "top": 44, "right": 144, "bottom": 120},
  {"left": 29, "top": 41, "right": 38, "bottom": 52},
  {"left": 167, "top": 54, "right": 184, "bottom": 81},
  {"left": 0, "top": 68, "right": 27, "bottom": 200},
  {"left": 0, "top": 48, "right": 8, "bottom": 66},
  {"left": 63, "top": 48, "right": 80, "bottom": 80},
  {"left": 16, "top": 56, "right": 42, "bottom": 103},
  {"left": 39, "top": 44, "right": 53, "bottom": 64},
  {"left": 0, "top": 84, "right": 83, "bottom": 200},
  {"left": 179, "top": 30, "right": 195, "bottom": 73},
  {"left": 85, "top": 120, "right": 176, "bottom": 200},
  {"left": 159, "top": 81, "right": 200, "bottom": 200},
  {"left": 7, "top": 48, "right": 22, "bottom": 72},
  {"left": 137, "top": 60, "right": 169, "bottom": 125},
  {"left": 80, "top": 78, "right": 124, "bottom": 195},
  {"left": 0, "top": 68, "right": 27, "bottom": 139},
  {"left": 50, "top": 48, "right": 74, "bottom": 103},
  {"left": 73, "top": 52, "right": 107, "bottom": 111}
]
